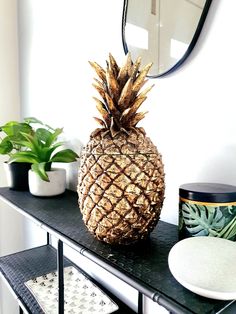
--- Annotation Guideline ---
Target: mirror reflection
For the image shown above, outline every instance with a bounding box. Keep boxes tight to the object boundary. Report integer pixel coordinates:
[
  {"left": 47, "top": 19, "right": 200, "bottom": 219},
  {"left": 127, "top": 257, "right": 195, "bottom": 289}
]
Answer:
[{"left": 122, "top": 0, "right": 212, "bottom": 77}]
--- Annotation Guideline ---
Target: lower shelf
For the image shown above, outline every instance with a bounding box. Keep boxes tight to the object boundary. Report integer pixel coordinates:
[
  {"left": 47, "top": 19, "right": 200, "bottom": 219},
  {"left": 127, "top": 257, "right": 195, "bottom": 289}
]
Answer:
[{"left": 0, "top": 245, "right": 135, "bottom": 314}]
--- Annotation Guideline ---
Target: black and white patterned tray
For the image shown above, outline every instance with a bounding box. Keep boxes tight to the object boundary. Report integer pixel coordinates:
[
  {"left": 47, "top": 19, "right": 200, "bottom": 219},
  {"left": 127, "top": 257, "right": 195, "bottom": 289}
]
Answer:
[{"left": 25, "top": 266, "right": 119, "bottom": 314}]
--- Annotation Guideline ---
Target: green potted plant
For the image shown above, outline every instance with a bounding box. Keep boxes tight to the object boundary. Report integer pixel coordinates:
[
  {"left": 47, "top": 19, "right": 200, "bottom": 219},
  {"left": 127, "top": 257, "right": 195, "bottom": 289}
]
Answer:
[
  {"left": 0, "top": 118, "right": 35, "bottom": 190},
  {"left": 9, "top": 120, "right": 78, "bottom": 196}
]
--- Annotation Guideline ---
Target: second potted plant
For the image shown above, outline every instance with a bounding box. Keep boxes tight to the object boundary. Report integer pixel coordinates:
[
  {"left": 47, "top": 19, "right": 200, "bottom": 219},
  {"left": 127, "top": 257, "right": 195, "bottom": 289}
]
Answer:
[
  {"left": 9, "top": 120, "right": 78, "bottom": 197},
  {"left": 0, "top": 118, "right": 35, "bottom": 190}
]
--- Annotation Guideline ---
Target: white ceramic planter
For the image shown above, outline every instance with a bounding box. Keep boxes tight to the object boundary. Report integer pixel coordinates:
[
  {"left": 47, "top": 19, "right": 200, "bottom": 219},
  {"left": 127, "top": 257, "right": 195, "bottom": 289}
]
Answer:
[{"left": 28, "top": 168, "right": 66, "bottom": 197}]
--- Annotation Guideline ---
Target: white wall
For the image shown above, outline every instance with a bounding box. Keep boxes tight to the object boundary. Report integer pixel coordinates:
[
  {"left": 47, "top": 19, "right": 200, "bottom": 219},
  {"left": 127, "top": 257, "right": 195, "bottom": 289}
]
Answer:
[
  {"left": 18, "top": 0, "right": 236, "bottom": 224},
  {"left": 0, "top": 1, "right": 23, "bottom": 313},
  {"left": 1, "top": 0, "right": 236, "bottom": 313}
]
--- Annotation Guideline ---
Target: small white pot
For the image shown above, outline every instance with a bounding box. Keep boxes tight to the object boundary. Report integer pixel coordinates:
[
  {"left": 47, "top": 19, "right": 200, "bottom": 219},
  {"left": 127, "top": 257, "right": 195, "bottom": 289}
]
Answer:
[{"left": 28, "top": 168, "right": 66, "bottom": 197}]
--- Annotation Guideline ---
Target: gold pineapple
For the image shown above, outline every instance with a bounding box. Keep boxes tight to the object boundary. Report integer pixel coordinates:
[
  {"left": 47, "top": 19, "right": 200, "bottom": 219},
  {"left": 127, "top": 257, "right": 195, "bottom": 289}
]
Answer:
[{"left": 78, "top": 53, "right": 165, "bottom": 245}]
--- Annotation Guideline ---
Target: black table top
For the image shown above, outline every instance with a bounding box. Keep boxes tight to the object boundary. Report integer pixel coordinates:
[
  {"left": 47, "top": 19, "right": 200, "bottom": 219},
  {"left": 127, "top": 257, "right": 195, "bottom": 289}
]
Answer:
[{"left": 0, "top": 188, "right": 233, "bottom": 314}]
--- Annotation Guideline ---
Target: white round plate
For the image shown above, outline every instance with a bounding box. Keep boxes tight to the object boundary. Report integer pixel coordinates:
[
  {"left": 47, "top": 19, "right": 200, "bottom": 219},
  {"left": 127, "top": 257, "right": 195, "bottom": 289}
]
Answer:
[{"left": 168, "top": 236, "right": 236, "bottom": 300}]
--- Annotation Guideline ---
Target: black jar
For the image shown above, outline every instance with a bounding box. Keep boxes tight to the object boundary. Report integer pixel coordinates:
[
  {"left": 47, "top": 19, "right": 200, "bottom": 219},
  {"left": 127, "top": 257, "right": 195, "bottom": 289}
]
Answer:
[{"left": 179, "top": 182, "right": 236, "bottom": 241}]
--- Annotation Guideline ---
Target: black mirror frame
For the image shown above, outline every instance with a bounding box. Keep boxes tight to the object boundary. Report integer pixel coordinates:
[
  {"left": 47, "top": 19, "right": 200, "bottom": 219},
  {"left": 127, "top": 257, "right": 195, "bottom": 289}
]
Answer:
[{"left": 122, "top": 0, "right": 213, "bottom": 78}]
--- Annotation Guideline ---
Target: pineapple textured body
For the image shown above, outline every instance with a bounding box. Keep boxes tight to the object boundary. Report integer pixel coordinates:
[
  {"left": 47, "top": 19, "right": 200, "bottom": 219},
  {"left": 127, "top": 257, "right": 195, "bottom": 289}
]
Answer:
[
  {"left": 78, "top": 128, "right": 164, "bottom": 245},
  {"left": 78, "top": 53, "right": 165, "bottom": 244}
]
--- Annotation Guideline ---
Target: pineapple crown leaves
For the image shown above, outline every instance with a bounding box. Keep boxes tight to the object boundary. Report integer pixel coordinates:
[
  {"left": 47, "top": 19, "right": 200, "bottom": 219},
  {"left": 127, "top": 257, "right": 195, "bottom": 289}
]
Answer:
[{"left": 89, "top": 53, "right": 154, "bottom": 137}]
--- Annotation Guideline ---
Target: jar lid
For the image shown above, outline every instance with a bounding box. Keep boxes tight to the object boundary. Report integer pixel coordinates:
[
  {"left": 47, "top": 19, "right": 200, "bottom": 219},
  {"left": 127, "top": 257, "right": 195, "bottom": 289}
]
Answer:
[{"left": 179, "top": 182, "right": 236, "bottom": 203}]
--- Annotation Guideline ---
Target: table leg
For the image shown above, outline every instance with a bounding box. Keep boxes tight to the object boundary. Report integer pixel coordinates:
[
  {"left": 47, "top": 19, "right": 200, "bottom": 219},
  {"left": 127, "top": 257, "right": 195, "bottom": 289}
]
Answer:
[
  {"left": 57, "top": 239, "right": 64, "bottom": 314},
  {"left": 47, "top": 232, "right": 50, "bottom": 245},
  {"left": 138, "top": 291, "right": 143, "bottom": 314}
]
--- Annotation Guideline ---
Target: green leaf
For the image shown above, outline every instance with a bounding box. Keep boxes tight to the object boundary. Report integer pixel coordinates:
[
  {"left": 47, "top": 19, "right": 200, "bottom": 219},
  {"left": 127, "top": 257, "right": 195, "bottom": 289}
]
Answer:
[
  {"left": 8, "top": 151, "right": 39, "bottom": 164},
  {"left": 50, "top": 149, "right": 78, "bottom": 163},
  {"left": 0, "top": 139, "right": 13, "bottom": 154},
  {"left": 32, "top": 162, "right": 49, "bottom": 181},
  {"left": 45, "top": 128, "right": 63, "bottom": 147},
  {"left": 35, "top": 128, "right": 52, "bottom": 144},
  {"left": 23, "top": 117, "right": 55, "bottom": 131},
  {"left": 10, "top": 139, "right": 34, "bottom": 150},
  {"left": 20, "top": 132, "right": 41, "bottom": 153},
  {"left": 1, "top": 122, "right": 32, "bottom": 137},
  {"left": 227, "top": 205, "right": 236, "bottom": 216},
  {"left": 182, "top": 203, "right": 226, "bottom": 236},
  {"left": 217, "top": 217, "right": 236, "bottom": 240},
  {"left": 0, "top": 121, "right": 19, "bottom": 135},
  {"left": 35, "top": 143, "right": 64, "bottom": 163},
  {"left": 23, "top": 117, "right": 44, "bottom": 125},
  {"left": 38, "top": 146, "right": 56, "bottom": 162},
  {"left": 51, "top": 142, "right": 65, "bottom": 149},
  {"left": 7, "top": 133, "right": 34, "bottom": 148}
]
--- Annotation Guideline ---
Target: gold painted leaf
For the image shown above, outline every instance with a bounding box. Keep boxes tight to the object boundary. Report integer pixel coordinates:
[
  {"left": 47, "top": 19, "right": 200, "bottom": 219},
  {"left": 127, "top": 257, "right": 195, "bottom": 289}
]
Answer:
[
  {"left": 93, "top": 97, "right": 111, "bottom": 127},
  {"left": 106, "top": 67, "right": 120, "bottom": 103},
  {"left": 117, "top": 52, "right": 132, "bottom": 88},
  {"left": 137, "top": 84, "right": 154, "bottom": 98},
  {"left": 118, "top": 77, "right": 133, "bottom": 111},
  {"left": 105, "top": 93, "right": 120, "bottom": 127},
  {"left": 89, "top": 61, "right": 106, "bottom": 83},
  {"left": 93, "top": 117, "right": 106, "bottom": 127},
  {"left": 132, "top": 63, "right": 153, "bottom": 95},
  {"left": 131, "top": 56, "right": 142, "bottom": 80},
  {"left": 92, "top": 83, "right": 106, "bottom": 102},
  {"left": 128, "top": 111, "right": 148, "bottom": 127},
  {"left": 108, "top": 53, "right": 120, "bottom": 78}
]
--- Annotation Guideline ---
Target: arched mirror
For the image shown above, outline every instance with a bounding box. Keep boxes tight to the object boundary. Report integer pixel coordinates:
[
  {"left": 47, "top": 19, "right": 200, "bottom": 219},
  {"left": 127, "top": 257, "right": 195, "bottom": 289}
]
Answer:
[{"left": 122, "top": 0, "right": 212, "bottom": 77}]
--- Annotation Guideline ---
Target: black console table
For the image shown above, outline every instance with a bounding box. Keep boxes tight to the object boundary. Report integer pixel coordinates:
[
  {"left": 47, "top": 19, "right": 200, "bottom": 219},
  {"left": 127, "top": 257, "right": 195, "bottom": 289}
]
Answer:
[{"left": 0, "top": 188, "right": 235, "bottom": 314}]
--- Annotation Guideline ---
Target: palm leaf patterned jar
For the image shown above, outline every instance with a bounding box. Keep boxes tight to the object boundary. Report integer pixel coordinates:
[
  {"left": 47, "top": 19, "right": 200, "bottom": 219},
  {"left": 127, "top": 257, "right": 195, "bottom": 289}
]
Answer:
[{"left": 179, "top": 183, "right": 236, "bottom": 241}]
